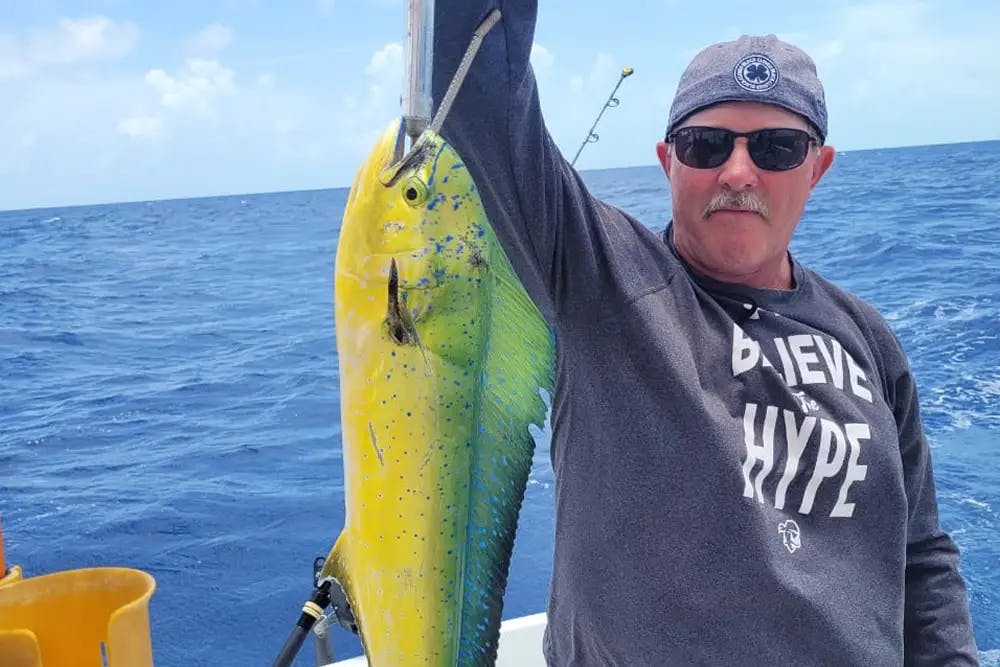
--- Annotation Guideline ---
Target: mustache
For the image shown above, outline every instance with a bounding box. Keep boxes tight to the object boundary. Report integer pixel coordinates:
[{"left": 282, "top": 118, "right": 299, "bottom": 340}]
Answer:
[{"left": 703, "top": 190, "right": 769, "bottom": 220}]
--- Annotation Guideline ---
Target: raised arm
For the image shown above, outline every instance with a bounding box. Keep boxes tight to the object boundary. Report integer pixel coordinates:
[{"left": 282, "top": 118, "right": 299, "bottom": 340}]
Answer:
[{"left": 431, "top": 0, "right": 597, "bottom": 322}]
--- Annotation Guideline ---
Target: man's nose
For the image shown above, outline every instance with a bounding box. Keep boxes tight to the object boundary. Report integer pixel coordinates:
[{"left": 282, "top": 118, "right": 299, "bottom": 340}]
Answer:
[{"left": 718, "top": 138, "right": 759, "bottom": 190}]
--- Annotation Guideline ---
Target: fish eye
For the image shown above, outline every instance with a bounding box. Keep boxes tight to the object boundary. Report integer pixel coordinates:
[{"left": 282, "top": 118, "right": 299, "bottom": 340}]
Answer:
[{"left": 402, "top": 177, "right": 428, "bottom": 207}]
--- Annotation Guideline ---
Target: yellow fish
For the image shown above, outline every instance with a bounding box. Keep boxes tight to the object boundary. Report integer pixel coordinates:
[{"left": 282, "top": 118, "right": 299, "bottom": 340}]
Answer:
[{"left": 321, "top": 117, "right": 554, "bottom": 666}]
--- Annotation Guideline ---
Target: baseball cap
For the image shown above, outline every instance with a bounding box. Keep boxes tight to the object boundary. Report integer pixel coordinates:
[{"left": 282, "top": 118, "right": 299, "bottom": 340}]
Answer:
[{"left": 666, "top": 35, "right": 828, "bottom": 142}]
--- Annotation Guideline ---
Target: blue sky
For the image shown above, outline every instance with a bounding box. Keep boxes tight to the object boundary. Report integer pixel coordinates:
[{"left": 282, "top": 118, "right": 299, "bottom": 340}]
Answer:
[{"left": 2, "top": 0, "right": 997, "bottom": 211}]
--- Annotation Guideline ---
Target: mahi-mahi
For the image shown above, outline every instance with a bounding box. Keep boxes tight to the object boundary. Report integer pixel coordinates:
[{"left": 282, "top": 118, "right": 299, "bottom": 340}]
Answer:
[{"left": 319, "top": 113, "right": 555, "bottom": 666}]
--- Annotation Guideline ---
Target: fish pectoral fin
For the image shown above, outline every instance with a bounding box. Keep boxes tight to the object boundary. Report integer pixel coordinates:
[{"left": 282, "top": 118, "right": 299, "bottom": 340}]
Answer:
[{"left": 404, "top": 307, "right": 433, "bottom": 375}]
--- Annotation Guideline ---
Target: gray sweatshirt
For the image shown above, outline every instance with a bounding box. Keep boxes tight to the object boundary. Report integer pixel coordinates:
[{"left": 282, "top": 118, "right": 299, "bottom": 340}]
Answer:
[{"left": 431, "top": 2, "right": 978, "bottom": 665}]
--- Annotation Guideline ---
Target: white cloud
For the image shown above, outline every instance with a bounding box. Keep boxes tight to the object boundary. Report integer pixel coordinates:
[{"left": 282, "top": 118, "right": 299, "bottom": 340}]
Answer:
[
  {"left": 185, "top": 24, "right": 233, "bottom": 58},
  {"left": 567, "top": 53, "right": 619, "bottom": 97},
  {"left": 530, "top": 43, "right": 554, "bottom": 77},
  {"left": 363, "top": 42, "right": 403, "bottom": 111},
  {"left": 117, "top": 114, "right": 163, "bottom": 139},
  {"left": 365, "top": 42, "right": 403, "bottom": 82},
  {"left": 588, "top": 53, "right": 618, "bottom": 88},
  {"left": 32, "top": 16, "right": 138, "bottom": 66},
  {"left": 145, "top": 59, "right": 234, "bottom": 111},
  {"left": 0, "top": 16, "right": 138, "bottom": 79}
]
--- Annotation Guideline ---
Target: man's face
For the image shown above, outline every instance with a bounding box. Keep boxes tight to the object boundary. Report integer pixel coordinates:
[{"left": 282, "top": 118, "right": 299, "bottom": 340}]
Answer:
[{"left": 656, "top": 101, "right": 835, "bottom": 288}]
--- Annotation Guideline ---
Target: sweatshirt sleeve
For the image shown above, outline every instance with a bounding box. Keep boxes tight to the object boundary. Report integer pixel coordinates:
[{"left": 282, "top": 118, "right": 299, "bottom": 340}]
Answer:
[
  {"left": 891, "top": 361, "right": 979, "bottom": 665},
  {"left": 430, "top": 0, "right": 602, "bottom": 324}
]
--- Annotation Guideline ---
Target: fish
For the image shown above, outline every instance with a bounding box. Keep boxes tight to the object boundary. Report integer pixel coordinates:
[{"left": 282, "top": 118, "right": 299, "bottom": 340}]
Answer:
[{"left": 319, "top": 117, "right": 555, "bottom": 666}]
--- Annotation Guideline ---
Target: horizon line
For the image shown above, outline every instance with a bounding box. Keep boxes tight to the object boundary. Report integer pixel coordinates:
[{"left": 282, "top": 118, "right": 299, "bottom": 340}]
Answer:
[{"left": 3, "top": 136, "right": 997, "bottom": 214}]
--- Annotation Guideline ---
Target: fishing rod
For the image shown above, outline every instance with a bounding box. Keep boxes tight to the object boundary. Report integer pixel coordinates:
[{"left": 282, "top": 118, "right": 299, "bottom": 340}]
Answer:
[
  {"left": 269, "top": 567, "right": 358, "bottom": 667},
  {"left": 570, "top": 66, "right": 634, "bottom": 167},
  {"left": 403, "top": 0, "right": 435, "bottom": 149}
]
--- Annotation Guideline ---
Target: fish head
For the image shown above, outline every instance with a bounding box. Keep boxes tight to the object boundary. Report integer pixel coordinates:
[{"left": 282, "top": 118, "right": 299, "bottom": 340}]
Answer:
[{"left": 337, "top": 118, "right": 490, "bottom": 294}]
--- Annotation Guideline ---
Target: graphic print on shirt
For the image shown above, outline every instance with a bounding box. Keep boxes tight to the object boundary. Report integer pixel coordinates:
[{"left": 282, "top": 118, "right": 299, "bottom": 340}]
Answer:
[
  {"left": 730, "top": 322, "right": 874, "bottom": 522},
  {"left": 777, "top": 520, "right": 801, "bottom": 553}
]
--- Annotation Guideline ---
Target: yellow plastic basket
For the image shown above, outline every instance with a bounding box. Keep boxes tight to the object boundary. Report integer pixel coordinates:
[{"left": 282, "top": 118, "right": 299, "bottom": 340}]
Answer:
[{"left": 0, "top": 567, "right": 156, "bottom": 667}]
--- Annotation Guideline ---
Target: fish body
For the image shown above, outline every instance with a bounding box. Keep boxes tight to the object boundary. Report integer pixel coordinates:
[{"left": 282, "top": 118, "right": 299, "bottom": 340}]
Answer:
[{"left": 323, "top": 118, "right": 554, "bottom": 666}]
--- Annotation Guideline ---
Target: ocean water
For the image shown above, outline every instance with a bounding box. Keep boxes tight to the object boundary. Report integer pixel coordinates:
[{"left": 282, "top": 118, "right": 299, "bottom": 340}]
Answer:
[{"left": 1, "top": 140, "right": 998, "bottom": 666}]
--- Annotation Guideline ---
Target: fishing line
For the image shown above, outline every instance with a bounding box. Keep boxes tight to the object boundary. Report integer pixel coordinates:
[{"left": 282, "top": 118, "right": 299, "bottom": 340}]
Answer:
[{"left": 429, "top": 9, "right": 502, "bottom": 135}]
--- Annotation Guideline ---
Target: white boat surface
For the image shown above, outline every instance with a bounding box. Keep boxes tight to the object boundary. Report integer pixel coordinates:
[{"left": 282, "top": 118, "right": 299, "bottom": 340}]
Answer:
[{"left": 327, "top": 612, "right": 548, "bottom": 666}]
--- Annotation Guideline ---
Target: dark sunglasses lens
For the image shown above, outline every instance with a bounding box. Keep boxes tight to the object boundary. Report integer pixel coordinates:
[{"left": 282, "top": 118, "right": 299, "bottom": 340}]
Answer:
[
  {"left": 674, "top": 128, "right": 732, "bottom": 169},
  {"left": 748, "top": 129, "right": 811, "bottom": 171}
]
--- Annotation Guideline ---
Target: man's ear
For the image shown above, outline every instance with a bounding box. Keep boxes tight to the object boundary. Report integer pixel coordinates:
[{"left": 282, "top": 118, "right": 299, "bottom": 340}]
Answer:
[
  {"left": 810, "top": 144, "right": 836, "bottom": 189},
  {"left": 656, "top": 141, "right": 672, "bottom": 182}
]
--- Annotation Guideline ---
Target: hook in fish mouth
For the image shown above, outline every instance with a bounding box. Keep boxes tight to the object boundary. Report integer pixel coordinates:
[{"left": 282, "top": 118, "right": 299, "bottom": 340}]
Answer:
[{"left": 379, "top": 120, "right": 434, "bottom": 188}]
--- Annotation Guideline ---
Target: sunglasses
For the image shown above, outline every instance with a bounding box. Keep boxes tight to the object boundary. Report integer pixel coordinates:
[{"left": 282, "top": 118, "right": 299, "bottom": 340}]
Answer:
[{"left": 666, "top": 126, "right": 819, "bottom": 171}]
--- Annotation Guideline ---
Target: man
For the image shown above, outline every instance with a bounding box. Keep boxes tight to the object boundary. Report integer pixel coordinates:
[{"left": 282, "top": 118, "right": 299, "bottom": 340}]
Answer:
[{"left": 432, "top": 2, "right": 978, "bottom": 664}]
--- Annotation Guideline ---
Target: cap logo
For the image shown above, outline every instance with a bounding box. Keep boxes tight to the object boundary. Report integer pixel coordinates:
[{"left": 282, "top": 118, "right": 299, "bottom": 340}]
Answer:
[{"left": 734, "top": 54, "right": 778, "bottom": 92}]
